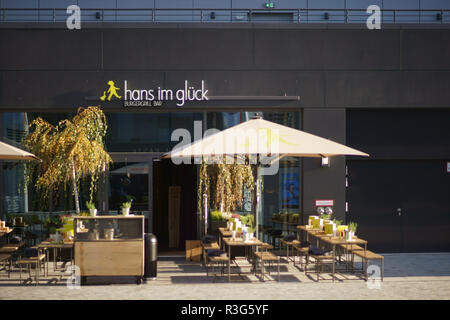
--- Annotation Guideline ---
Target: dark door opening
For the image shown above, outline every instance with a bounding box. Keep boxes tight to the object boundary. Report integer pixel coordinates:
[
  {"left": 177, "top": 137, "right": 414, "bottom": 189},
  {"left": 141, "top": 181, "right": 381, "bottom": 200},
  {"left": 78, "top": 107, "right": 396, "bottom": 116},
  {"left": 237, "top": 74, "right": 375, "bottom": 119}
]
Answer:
[
  {"left": 347, "top": 160, "right": 450, "bottom": 253},
  {"left": 153, "top": 159, "right": 197, "bottom": 252}
]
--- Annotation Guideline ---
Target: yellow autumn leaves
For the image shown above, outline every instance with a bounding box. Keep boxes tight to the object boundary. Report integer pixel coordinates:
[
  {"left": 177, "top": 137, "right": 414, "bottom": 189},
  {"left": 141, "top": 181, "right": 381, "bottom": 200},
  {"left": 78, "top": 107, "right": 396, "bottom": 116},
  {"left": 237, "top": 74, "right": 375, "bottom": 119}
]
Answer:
[
  {"left": 23, "top": 106, "right": 112, "bottom": 213},
  {"left": 198, "top": 157, "right": 255, "bottom": 215}
]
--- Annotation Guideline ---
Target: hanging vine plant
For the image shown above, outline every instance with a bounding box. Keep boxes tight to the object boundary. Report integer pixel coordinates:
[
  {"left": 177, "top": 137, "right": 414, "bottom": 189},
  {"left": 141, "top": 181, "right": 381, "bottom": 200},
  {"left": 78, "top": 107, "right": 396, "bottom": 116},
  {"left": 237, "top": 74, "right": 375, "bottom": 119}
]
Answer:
[
  {"left": 23, "top": 106, "right": 112, "bottom": 214},
  {"left": 198, "top": 156, "right": 255, "bottom": 216}
]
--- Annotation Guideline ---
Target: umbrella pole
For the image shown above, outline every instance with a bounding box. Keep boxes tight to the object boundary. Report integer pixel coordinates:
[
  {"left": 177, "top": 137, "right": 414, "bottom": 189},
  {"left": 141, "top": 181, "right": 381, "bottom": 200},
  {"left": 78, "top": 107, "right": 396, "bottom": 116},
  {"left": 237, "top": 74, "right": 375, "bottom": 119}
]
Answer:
[
  {"left": 203, "top": 193, "right": 208, "bottom": 237},
  {"left": 255, "top": 164, "right": 261, "bottom": 241}
]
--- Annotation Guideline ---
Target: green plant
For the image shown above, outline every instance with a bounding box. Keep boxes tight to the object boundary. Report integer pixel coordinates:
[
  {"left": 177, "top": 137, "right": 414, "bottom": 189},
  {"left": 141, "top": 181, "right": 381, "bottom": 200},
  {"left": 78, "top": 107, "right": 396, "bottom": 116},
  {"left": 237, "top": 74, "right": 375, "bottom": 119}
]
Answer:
[
  {"left": 86, "top": 201, "right": 96, "bottom": 210},
  {"left": 210, "top": 210, "right": 223, "bottom": 221},
  {"left": 333, "top": 219, "right": 343, "bottom": 227},
  {"left": 348, "top": 222, "right": 358, "bottom": 233},
  {"left": 321, "top": 214, "right": 331, "bottom": 220},
  {"left": 240, "top": 214, "right": 255, "bottom": 234},
  {"left": 122, "top": 201, "right": 132, "bottom": 209}
]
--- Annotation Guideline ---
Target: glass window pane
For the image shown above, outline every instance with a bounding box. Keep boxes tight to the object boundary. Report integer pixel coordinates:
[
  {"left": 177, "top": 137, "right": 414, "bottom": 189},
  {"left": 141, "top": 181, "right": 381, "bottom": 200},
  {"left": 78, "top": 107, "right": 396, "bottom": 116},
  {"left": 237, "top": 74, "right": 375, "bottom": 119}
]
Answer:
[{"left": 106, "top": 112, "right": 203, "bottom": 152}]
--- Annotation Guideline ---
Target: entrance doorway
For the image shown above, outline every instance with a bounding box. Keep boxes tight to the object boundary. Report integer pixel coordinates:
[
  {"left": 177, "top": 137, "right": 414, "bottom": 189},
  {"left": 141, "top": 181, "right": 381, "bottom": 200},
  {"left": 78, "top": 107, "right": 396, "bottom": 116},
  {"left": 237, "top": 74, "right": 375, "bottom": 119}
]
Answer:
[
  {"left": 104, "top": 154, "right": 198, "bottom": 252},
  {"left": 153, "top": 159, "right": 197, "bottom": 252},
  {"left": 347, "top": 160, "right": 450, "bottom": 253}
]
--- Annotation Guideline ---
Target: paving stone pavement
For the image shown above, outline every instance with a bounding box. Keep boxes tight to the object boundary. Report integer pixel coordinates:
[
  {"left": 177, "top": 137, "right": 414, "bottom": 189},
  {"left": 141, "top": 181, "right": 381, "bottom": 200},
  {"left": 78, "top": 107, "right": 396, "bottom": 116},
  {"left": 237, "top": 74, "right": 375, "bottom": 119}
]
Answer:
[{"left": 0, "top": 253, "right": 449, "bottom": 300}]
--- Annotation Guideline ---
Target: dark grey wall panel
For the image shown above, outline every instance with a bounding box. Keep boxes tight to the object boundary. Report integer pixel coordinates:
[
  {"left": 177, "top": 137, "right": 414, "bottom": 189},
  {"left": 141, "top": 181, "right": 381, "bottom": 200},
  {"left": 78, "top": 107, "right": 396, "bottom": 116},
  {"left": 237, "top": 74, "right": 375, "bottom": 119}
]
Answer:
[
  {"left": 326, "top": 71, "right": 450, "bottom": 108},
  {"left": 0, "top": 29, "right": 101, "bottom": 70},
  {"left": 102, "top": 28, "right": 254, "bottom": 70},
  {"left": 402, "top": 30, "right": 450, "bottom": 70},
  {"left": 254, "top": 29, "right": 400, "bottom": 70},
  {"left": 347, "top": 109, "right": 450, "bottom": 159},
  {"left": 0, "top": 71, "right": 164, "bottom": 109},
  {"left": 302, "top": 108, "right": 346, "bottom": 222},
  {"left": 164, "top": 70, "right": 323, "bottom": 106}
]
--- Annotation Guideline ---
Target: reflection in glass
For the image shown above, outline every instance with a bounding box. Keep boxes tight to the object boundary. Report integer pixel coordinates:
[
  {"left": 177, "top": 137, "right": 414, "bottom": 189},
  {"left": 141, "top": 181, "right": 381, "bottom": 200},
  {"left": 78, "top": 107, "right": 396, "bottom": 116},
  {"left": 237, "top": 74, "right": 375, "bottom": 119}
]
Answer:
[
  {"left": 108, "top": 162, "right": 149, "bottom": 212},
  {"left": 106, "top": 112, "right": 203, "bottom": 152}
]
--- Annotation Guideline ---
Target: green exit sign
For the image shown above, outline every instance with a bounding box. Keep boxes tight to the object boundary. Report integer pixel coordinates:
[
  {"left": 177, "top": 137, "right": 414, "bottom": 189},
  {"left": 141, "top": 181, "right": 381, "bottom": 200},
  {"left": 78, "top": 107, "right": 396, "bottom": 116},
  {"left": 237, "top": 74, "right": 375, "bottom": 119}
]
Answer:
[{"left": 264, "top": 2, "right": 275, "bottom": 8}]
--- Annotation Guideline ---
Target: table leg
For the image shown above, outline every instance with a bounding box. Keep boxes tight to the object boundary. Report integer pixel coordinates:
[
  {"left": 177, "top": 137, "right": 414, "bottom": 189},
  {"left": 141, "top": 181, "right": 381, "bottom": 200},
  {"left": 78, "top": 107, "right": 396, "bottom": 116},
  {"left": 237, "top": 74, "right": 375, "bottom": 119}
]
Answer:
[
  {"left": 228, "top": 245, "right": 231, "bottom": 282},
  {"left": 332, "top": 244, "right": 335, "bottom": 282},
  {"left": 53, "top": 248, "right": 57, "bottom": 272}
]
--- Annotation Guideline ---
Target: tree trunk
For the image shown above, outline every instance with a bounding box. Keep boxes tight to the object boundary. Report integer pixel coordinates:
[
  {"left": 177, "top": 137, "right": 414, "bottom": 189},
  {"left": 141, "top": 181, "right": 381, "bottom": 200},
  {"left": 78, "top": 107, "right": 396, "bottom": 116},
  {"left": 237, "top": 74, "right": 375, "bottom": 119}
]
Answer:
[{"left": 72, "top": 160, "right": 80, "bottom": 214}]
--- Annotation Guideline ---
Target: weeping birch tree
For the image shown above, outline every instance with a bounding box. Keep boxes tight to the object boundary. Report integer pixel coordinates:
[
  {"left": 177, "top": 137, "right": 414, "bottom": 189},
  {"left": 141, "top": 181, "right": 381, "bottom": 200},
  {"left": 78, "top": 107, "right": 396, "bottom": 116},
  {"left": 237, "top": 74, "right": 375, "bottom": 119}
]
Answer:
[
  {"left": 198, "top": 156, "right": 255, "bottom": 216},
  {"left": 23, "top": 106, "right": 112, "bottom": 214}
]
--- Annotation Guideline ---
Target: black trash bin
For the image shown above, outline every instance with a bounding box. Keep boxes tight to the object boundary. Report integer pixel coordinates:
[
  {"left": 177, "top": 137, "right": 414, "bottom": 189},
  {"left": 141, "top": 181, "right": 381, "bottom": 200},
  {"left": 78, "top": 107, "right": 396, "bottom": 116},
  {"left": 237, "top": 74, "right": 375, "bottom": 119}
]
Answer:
[{"left": 144, "top": 233, "right": 158, "bottom": 281}]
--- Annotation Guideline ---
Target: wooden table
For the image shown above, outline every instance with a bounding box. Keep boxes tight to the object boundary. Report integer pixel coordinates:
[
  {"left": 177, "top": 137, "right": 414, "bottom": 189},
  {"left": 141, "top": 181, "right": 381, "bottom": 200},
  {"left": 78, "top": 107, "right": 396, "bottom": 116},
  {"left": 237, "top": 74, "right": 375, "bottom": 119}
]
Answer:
[
  {"left": 297, "top": 225, "right": 368, "bottom": 281},
  {"left": 38, "top": 241, "right": 74, "bottom": 272},
  {"left": 296, "top": 225, "right": 322, "bottom": 245},
  {"left": 218, "top": 227, "right": 232, "bottom": 249},
  {"left": 222, "top": 237, "right": 263, "bottom": 282},
  {"left": 320, "top": 236, "right": 367, "bottom": 282},
  {"left": 0, "top": 229, "right": 13, "bottom": 242}
]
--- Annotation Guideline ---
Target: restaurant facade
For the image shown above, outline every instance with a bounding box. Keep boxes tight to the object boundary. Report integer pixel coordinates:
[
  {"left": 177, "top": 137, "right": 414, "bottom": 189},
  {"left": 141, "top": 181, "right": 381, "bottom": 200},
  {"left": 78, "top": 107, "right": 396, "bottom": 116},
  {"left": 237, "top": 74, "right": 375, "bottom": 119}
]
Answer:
[{"left": 0, "top": 23, "right": 449, "bottom": 253}]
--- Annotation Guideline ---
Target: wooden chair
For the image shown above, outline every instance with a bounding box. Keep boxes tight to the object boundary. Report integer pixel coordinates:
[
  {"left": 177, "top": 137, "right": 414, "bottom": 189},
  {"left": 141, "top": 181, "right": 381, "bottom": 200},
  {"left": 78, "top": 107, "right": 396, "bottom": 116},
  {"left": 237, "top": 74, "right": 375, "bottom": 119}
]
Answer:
[
  {"left": 201, "top": 241, "right": 220, "bottom": 267},
  {"left": 0, "top": 241, "right": 25, "bottom": 254},
  {"left": 293, "top": 245, "right": 309, "bottom": 271},
  {"left": 306, "top": 254, "right": 335, "bottom": 281},
  {"left": 206, "top": 255, "right": 230, "bottom": 277},
  {"left": 280, "top": 238, "right": 299, "bottom": 263},
  {"left": 17, "top": 247, "right": 47, "bottom": 285},
  {"left": 0, "top": 254, "right": 12, "bottom": 278}
]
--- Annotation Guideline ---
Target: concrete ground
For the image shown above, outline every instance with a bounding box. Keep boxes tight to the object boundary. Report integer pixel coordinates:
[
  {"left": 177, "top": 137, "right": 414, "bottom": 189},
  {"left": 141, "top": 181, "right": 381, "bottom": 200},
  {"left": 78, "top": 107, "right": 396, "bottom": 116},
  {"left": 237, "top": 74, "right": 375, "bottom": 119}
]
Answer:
[{"left": 0, "top": 252, "right": 449, "bottom": 300}]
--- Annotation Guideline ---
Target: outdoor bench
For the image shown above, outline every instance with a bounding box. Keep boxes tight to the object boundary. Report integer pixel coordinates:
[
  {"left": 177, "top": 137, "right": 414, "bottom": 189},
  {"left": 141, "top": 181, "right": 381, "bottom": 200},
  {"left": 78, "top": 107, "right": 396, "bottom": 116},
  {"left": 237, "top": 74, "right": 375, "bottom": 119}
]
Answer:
[
  {"left": 253, "top": 251, "right": 280, "bottom": 282},
  {"left": 353, "top": 250, "right": 384, "bottom": 281}
]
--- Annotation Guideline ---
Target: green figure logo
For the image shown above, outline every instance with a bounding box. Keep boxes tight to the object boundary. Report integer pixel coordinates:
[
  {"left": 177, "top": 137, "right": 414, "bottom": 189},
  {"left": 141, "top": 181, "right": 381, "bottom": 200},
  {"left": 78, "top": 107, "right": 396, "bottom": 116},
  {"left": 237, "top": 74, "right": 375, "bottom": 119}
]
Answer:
[{"left": 100, "top": 80, "right": 122, "bottom": 101}]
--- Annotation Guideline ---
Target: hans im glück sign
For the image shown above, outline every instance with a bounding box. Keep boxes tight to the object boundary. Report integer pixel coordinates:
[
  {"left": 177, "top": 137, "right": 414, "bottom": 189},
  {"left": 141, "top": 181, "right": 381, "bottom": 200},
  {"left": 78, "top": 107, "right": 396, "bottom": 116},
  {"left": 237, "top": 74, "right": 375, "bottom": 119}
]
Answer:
[{"left": 98, "top": 80, "right": 209, "bottom": 107}]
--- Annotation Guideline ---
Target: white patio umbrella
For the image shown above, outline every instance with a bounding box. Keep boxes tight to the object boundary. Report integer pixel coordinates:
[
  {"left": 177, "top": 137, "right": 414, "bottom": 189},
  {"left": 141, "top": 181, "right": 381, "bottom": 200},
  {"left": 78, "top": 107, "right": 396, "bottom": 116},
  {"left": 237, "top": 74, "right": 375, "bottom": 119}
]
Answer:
[
  {"left": 0, "top": 141, "right": 39, "bottom": 161},
  {"left": 162, "top": 117, "right": 369, "bottom": 237}
]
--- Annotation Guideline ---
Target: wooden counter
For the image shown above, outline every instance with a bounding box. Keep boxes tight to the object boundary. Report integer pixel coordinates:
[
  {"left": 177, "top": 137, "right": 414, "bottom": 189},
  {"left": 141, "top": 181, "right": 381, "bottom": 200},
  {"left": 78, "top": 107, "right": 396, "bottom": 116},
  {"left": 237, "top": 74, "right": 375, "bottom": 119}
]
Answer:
[{"left": 73, "top": 216, "right": 145, "bottom": 280}]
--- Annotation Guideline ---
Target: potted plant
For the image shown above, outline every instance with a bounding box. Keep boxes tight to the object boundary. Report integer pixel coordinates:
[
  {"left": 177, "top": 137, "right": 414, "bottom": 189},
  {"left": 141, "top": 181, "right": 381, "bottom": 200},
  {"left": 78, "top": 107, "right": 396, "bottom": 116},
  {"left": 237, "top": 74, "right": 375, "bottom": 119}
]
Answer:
[
  {"left": 44, "top": 215, "right": 64, "bottom": 235},
  {"left": 280, "top": 211, "right": 288, "bottom": 223},
  {"left": 121, "top": 201, "right": 132, "bottom": 216},
  {"left": 348, "top": 222, "right": 358, "bottom": 240},
  {"left": 332, "top": 219, "right": 342, "bottom": 236},
  {"left": 240, "top": 214, "right": 255, "bottom": 241},
  {"left": 209, "top": 210, "right": 227, "bottom": 234},
  {"left": 86, "top": 201, "right": 97, "bottom": 216}
]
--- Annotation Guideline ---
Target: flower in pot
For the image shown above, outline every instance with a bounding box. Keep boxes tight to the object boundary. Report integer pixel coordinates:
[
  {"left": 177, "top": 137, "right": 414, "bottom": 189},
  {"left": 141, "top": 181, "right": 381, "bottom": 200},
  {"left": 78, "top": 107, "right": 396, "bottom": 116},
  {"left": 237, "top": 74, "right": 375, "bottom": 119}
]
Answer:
[
  {"left": 121, "top": 201, "right": 132, "bottom": 216},
  {"left": 86, "top": 201, "right": 97, "bottom": 216},
  {"left": 332, "top": 219, "right": 342, "bottom": 236}
]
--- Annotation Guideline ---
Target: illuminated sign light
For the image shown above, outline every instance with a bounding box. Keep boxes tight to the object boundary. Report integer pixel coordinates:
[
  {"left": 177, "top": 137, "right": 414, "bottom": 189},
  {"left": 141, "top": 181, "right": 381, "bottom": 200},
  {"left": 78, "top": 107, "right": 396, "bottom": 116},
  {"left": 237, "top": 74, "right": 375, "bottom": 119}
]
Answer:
[{"left": 264, "top": 3, "right": 275, "bottom": 9}]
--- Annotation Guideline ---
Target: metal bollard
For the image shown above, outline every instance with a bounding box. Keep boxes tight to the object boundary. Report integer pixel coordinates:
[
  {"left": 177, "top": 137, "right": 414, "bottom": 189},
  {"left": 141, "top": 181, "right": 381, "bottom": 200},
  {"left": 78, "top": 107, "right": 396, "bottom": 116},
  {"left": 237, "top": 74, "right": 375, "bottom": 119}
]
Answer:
[{"left": 144, "top": 233, "right": 157, "bottom": 281}]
